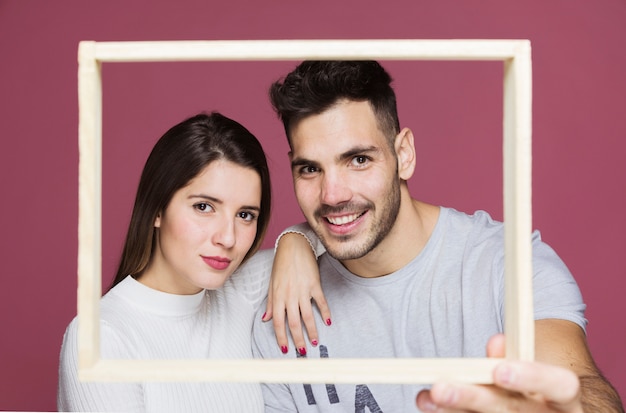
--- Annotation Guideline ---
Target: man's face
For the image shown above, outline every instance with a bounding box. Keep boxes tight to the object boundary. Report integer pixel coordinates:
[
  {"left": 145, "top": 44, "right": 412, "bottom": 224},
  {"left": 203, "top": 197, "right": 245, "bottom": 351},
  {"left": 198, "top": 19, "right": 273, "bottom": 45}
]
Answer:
[{"left": 289, "top": 100, "right": 401, "bottom": 260}]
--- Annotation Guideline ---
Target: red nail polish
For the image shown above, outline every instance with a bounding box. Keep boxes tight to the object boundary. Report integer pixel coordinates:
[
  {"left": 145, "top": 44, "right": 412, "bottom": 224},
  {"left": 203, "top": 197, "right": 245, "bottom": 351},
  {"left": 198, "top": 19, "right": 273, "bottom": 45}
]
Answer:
[
  {"left": 325, "top": 318, "right": 332, "bottom": 326},
  {"left": 280, "top": 345, "right": 288, "bottom": 354},
  {"left": 298, "top": 347, "right": 307, "bottom": 356},
  {"left": 311, "top": 339, "right": 318, "bottom": 346},
  {"left": 261, "top": 312, "right": 267, "bottom": 320}
]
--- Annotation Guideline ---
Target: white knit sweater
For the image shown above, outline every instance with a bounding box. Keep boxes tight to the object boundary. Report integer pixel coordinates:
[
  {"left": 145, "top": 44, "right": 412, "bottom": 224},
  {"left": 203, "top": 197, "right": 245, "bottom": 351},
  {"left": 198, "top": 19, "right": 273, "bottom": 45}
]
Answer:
[{"left": 58, "top": 249, "right": 275, "bottom": 412}]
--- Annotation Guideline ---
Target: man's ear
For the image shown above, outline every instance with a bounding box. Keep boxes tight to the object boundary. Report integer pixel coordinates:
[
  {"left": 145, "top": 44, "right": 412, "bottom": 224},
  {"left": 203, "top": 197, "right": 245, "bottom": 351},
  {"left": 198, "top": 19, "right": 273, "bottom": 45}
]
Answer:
[{"left": 395, "top": 127, "right": 416, "bottom": 180}]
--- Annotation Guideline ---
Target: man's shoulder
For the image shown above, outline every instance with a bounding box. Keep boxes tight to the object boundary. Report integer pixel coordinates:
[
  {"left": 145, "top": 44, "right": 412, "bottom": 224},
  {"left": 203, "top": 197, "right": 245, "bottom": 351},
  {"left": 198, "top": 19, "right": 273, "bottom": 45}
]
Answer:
[
  {"left": 443, "top": 206, "right": 502, "bottom": 226},
  {"left": 442, "top": 207, "right": 504, "bottom": 240}
]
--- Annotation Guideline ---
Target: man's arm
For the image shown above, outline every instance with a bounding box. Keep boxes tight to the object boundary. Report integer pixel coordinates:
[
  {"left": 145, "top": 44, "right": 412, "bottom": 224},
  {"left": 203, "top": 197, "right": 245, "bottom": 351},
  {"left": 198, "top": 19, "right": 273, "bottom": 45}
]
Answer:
[
  {"left": 416, "top": 319, "right": 624, "bottom": 412},
  {"left": 534, "top": 319, "right": 623, "bottom": 412}
]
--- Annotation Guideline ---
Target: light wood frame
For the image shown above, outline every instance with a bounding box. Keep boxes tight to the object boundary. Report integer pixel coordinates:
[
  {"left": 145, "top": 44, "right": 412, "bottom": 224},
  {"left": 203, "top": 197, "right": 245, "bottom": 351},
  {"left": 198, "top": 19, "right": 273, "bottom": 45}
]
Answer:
[{"left": 77, "top": 39, "right": 533, "bottom": 383}]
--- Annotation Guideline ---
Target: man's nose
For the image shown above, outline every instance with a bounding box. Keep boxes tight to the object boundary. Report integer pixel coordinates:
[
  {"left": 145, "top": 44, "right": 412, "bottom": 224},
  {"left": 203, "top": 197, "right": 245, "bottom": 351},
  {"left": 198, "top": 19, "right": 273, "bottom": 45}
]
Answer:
[{"left": 320, "top": 170, "right": 352, "bottom": 206}]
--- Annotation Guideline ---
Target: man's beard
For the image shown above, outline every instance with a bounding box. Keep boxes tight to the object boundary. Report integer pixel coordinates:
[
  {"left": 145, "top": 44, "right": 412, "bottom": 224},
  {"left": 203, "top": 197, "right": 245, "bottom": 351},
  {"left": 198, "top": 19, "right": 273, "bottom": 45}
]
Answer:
[{"left": 315, "top": 178, "right": 401, "bottom": 261}]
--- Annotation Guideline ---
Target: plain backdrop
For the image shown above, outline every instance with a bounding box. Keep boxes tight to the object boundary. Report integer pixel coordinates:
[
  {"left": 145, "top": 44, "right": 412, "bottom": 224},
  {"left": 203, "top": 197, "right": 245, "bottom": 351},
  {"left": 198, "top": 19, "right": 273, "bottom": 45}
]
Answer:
[{"left": 1, "top": 0, "right": 624, "bottom": 410}]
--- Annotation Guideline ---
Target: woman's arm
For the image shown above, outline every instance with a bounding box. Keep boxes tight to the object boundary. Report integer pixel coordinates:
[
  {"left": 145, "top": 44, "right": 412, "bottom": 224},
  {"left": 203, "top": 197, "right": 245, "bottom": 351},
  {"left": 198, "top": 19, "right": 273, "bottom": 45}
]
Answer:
[
  {"left": 58, "top": 319, "right": 144, "bottom": 412},
  {"left": 262, "top": 223, "right": 331, "bottom": 355}
]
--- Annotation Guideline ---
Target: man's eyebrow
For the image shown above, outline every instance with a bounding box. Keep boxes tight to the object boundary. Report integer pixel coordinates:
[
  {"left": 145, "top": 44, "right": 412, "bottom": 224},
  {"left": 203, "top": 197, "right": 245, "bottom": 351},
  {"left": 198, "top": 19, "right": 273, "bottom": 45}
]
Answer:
[
  {"left": 337, "top": 145, "right": 380, "bottom": 162},
  {"left": 291, "top": 157, "right": 321, "bottom": 170}
]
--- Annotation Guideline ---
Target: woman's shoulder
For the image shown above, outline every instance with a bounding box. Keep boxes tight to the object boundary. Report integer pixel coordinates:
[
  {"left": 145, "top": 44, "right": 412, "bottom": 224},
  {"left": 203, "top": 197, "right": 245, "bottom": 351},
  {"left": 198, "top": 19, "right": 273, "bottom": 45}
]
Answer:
[
  {"left": 229, "top": 249, "right": 274, "bottom": 281},
  {"left": 240, "top": 249, "right": 275, "bottom": 269},
  {"left": 60, "top": 308, "right": 137, "bottom": 362},
  {"left": 61, "top": 277, "right": 154, "bottom": 358},
  {"left": 224, "top": 249, "right": 274, "bottom": 307}
]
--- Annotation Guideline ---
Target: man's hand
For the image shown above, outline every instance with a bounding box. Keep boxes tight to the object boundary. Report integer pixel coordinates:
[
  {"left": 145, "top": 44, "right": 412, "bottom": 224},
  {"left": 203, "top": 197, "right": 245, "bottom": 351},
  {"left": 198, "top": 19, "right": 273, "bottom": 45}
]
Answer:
[{"left": 416, "top": 334, "right": 583, "bottom": 412}]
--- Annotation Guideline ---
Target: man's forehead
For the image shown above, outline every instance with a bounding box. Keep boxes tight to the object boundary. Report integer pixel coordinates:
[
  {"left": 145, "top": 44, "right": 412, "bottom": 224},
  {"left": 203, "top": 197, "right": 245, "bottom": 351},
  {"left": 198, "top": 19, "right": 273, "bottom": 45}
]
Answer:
[{"left": 291, "top": 102, "right": 383, "bottom": 147}]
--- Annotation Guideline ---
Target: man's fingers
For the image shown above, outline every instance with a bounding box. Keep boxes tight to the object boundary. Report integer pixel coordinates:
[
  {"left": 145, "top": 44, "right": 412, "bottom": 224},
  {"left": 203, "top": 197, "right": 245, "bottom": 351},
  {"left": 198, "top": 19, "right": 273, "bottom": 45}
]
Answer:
[
  {"left": 485, "top": 334, "right": 581, "bottom": 408},
  {"left": 418, "top": 362, "right": 582, "bottom": 413},
  {"left": 415, "top": 389, "right": 439, "bottom": 412},
  {"left": 486, "top": 333, "right": 506, "bottom": 358},
  {"left": 492, "top": 361, "right": 581, "bottom": 409},
  {"left": 425, "top": 382, "right": 551, "bottom": 413}
]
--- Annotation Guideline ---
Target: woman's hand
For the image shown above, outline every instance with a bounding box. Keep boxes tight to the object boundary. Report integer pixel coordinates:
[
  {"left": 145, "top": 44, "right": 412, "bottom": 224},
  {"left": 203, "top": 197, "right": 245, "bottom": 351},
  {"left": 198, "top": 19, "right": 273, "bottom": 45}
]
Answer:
[{"left": 263, "top": 232, "right": 332, "bottom": 355}]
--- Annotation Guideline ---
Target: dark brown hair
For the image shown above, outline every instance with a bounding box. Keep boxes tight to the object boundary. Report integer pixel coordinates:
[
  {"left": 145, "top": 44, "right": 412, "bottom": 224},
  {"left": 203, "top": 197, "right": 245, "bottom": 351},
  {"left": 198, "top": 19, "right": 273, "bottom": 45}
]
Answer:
[{"left": 269, "top": 60, "right": 400, "bottom": 147}]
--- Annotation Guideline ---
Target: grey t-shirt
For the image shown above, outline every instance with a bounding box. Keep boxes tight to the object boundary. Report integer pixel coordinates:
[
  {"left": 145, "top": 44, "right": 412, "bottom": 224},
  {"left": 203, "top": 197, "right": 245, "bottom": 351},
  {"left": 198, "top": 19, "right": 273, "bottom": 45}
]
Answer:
[{"left": 252, "top": 207, "right": 586, "bottom": 412}]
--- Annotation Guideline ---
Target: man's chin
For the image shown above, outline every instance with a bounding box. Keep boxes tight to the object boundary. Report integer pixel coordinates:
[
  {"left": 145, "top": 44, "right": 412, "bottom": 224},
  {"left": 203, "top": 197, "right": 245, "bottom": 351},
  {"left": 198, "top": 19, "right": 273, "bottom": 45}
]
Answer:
[{"left": 322, "top": 242, "right": 369, "bottom": 261}]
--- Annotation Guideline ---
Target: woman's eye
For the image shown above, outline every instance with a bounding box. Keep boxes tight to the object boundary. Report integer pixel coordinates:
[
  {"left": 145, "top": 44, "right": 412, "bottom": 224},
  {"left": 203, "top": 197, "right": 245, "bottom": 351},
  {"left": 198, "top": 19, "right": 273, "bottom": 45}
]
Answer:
[
  {"left": 194, "top": 203, "right": 214, "bottom": 212},
  {"left": 238, "top": 211, "right": 257, "bottom": 222}
]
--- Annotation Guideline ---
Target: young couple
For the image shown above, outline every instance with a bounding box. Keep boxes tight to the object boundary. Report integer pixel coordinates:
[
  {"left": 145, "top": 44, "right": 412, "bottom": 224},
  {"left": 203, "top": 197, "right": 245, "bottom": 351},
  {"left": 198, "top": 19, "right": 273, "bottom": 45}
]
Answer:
[{"left": 58, "top": 61, "right": 623, "bottom": 412}]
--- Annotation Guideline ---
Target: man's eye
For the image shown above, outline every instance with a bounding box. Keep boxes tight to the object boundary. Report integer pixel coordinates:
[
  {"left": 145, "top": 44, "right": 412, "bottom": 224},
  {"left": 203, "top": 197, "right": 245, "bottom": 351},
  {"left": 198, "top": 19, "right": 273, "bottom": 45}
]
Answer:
[
  {"left": 352, "top": 156, "right": 369, "bottom": 166},
  {"left": 300, "top": 166, "right": 318, "bottom": 174}
]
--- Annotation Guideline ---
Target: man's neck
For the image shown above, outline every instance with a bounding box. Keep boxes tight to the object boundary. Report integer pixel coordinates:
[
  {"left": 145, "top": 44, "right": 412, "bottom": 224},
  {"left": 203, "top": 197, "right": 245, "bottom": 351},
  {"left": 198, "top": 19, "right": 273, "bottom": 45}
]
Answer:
[{"left": 340, "top": 199, "right": 440, "bottom": 278}]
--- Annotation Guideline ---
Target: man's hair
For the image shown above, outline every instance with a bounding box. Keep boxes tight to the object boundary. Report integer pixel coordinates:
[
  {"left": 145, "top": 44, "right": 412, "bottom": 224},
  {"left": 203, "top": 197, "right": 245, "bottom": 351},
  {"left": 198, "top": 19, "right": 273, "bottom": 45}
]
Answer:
[{"left": 269, "top": 60, "right": 400, "bottom": 147}]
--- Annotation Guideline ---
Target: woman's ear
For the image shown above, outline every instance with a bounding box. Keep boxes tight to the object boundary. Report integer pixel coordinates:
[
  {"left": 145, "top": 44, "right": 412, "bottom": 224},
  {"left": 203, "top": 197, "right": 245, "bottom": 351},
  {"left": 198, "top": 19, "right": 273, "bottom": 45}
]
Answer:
[
  {"left": 395, "top": 127, "right": 416, "bottom": 181},
  {"left": 154, "top": 213, "right": 162, "bottom": 228}
]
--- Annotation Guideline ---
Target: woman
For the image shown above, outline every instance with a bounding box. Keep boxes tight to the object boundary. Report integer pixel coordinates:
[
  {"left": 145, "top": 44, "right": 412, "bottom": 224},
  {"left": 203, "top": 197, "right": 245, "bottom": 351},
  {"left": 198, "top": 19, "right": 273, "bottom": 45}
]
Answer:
[{"left": 58, "top": 112, "right": 324, "bottom": 412}]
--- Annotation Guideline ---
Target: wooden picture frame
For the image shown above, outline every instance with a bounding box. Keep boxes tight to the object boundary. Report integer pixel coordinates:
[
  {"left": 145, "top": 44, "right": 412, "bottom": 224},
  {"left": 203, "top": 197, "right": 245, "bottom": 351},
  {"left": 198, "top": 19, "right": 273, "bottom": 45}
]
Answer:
[{"left": 77, "top": 39, "right": 533, "bottom": 383}]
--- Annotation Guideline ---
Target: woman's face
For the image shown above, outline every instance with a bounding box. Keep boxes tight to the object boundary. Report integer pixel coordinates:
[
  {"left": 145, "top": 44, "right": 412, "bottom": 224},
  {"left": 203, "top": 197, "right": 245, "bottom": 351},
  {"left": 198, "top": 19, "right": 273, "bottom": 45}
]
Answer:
[{"left": 142, "top": 159, "right": 262, "bottom": 295}]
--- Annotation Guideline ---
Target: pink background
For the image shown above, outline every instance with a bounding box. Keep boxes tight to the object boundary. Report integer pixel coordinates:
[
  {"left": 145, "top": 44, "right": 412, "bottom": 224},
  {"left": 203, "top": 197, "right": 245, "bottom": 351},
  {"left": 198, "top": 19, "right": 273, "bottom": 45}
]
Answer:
[{"left": 1, "top": 0, "right": 625, "bottom": 410}]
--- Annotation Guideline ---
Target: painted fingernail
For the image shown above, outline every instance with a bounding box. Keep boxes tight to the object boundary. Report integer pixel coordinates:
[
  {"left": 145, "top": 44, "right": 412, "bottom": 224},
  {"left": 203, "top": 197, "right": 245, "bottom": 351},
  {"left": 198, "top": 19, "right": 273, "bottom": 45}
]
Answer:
[
  {"left": 261, "top": 312, "right": 267, "bottom": 321},
  {"left": 280, "top": 345, "right": 288, "bottom": 354},
  {"left": 311, "top": 339, "right": 318, "bottom": 346},
  {"left": 325, "top": 318, "right": 332, "bottom": 326},
  {"left": 298, "top": 347, "right": 307, "bottom": 356}
]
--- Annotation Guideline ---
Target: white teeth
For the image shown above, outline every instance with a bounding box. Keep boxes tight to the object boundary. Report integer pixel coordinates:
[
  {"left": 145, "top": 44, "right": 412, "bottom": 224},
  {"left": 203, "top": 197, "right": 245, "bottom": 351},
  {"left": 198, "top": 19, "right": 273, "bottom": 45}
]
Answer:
[{"left": 327, "top": 213, "right": 361, "bottom": 225}]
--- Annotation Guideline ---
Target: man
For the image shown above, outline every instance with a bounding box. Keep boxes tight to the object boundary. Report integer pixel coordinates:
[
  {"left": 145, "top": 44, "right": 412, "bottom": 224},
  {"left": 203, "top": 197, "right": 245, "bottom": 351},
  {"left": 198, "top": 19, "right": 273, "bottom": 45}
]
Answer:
[{"left": 252, "top": 61, "right": 623, "bottom": 412}]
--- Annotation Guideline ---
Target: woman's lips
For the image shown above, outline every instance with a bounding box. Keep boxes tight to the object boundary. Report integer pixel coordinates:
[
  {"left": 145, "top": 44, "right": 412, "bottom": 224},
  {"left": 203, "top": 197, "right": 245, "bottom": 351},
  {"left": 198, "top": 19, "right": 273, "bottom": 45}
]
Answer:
[{"left": 202, "top": 256, "right": 232, "bottom": 270}]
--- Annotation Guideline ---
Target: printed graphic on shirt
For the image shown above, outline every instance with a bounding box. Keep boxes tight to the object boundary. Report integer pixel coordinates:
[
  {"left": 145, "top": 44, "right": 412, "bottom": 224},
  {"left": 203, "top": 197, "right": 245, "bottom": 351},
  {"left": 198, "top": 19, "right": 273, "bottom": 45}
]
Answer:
[{"left": 298, "top": 345, "right": 383, "bottom": 412}]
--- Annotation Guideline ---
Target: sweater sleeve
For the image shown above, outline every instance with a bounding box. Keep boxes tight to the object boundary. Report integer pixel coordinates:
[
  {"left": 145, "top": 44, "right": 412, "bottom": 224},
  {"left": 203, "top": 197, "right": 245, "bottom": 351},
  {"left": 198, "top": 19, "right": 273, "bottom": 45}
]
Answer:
[
  {"left": 274, "top": 222, "right": 326, "bottom": 259},
  {"left": 57, "top": 317, "right": 145, "bottom": 412},
  {"left": 227, "top": 249, "right": 274, "bottom": 311}
]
